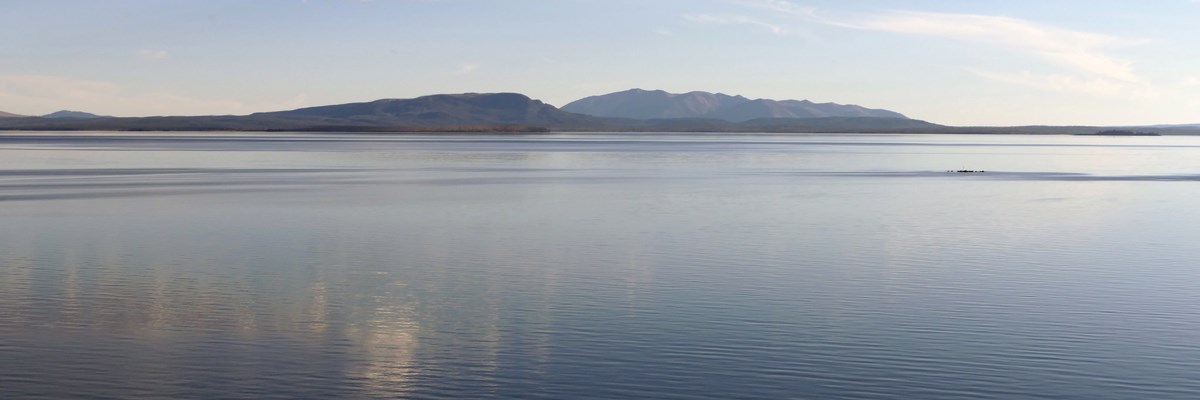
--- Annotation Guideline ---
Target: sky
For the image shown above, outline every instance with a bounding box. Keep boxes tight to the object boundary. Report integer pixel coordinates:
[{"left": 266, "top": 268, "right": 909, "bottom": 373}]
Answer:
[{"left": 2, "top": 0, "right": 1198, "bottom": 125}]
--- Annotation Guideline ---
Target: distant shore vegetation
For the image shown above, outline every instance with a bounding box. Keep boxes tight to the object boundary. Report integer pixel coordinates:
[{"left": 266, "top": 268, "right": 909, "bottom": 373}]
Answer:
[{"left": 1084, "top": 129, "right": 1161, "bottom": 136}]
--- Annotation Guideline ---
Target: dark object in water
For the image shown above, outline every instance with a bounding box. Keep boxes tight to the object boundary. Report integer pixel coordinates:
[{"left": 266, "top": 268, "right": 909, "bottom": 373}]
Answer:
[{"left": 950, "top": 170, "right": 985, "bottom": 173}]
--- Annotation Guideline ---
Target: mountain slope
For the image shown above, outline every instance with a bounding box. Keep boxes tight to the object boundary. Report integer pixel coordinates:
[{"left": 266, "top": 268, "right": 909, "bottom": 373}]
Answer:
[
  {"left": 0, "top": 93, "right": 608, "bottom": 132},
  {"left": 559, "top": 89, "right": 748, "bottom": 120},
  {"left": 0, "top": 110, "right": 23, "bottom": 118},
  {"left": 563, "top": 89, "right": 907, "bottom": 121},
  {"left": 255, "top": 93, "right": 602, "bottom": 128}
]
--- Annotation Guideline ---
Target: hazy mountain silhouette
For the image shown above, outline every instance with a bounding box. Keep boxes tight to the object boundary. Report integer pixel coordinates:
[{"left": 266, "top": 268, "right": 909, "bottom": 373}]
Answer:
[
  {"left": 562, "top": 89, "right": 745, "bottom": 120},
  {"left": 2, "top": 91, "right": 1191, "bottom": 134},
  {"left": 43, "top": 110, "right": 109, "bottom": 119},
  {"left": 0, "top": 93, "right": 606, "bottom": 132},
  {"left": 563, "top": 89, "right": 907, "bottom": 121},
  {"left": 254, "top": 93, "right": 602, "bottom": 128},
  {"left": 0, "top": 110, "right": 23, "bottom": 118}
]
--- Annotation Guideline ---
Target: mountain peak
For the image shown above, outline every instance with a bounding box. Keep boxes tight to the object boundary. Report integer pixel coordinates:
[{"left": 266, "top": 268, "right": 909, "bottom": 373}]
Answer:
[
  {"left": 563, "top": 89, "right": 906, "bottom": 122},
  {"left": 0, "top": 110, "right": 24, "bottom": 118}
]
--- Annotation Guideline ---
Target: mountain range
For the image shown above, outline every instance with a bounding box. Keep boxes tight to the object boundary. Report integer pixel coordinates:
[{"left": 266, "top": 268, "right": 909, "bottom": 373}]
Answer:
[
  {"left": 0, "top": 110, "right": 23, "bottom": 118},
  {"left": 0, "top": 91, "right": 933, "bottom": 133},
  {"left": 563, "top": 89, "right": 906, "bottom": 121},
  {"left": 0, "top": 90, "right": 1196, "bottom": 135}
]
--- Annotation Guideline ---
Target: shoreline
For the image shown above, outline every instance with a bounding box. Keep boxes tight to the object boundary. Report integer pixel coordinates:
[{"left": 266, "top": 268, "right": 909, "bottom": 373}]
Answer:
[{"left": 0, "top": 129, "right": 1193, "bottom": 137}]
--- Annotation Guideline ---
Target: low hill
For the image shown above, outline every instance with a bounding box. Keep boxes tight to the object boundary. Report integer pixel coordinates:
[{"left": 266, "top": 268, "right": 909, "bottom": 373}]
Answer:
[
  {"left": 563, "top": 89, "right": 907, "bottom": 121},
  {"left": 43, "top": 110, "right": 109, "bottom": 119},
  {"left": 0, "top": 110, "right": 23, "bottom": 118},
  {"left": 253, "top": 93, "right": 603, "bottom": 129}
]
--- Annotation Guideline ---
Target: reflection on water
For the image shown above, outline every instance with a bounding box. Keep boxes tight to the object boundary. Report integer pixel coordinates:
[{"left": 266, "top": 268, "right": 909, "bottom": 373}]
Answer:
[{"left": 3, "top": 133, "right": 1200, "bottom": 399}]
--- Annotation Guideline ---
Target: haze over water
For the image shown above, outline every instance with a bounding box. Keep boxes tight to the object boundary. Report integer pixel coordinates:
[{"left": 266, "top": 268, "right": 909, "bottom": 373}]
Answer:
[{"left": 3, "top": 132, "right": 1200, "bottom": 399}]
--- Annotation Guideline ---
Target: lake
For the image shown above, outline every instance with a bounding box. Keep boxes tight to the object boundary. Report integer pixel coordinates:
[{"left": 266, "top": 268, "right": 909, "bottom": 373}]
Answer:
[{"left": 2, "top": 132, "right": 1200, "bottom": 399}]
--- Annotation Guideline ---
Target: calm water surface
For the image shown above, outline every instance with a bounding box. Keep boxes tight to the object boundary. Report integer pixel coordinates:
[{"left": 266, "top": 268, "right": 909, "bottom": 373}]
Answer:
[{"left": 2, "top": 132, "right": 1200, "bottom": 399}]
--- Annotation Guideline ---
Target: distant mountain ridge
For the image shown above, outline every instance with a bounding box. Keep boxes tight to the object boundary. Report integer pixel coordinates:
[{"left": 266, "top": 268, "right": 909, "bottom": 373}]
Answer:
[
  {"left": 562, "top": 89, "right": 907, "bottom": 121},
  {"left": 0, "top": 110, "right": 23, "bottom": 118},
  {"left": 6, "top": 90, "right": 1192, "bottom": 134},
  {"left": 254, "top": 93, "right": 600, "bottom": 128},
  {"left": 0, "top": 93, "right": 608, "bottom": 132},
  {"left": 43, "top": 110, "right": 109, "bottom": 119}
]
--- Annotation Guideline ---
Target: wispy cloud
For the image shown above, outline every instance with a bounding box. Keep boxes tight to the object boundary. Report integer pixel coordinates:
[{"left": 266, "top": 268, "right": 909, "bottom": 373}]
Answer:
[
  {"left": 835, "top": 11, "right": 1144, "bottom": 83},
  {"left": 683, "top": 13, "right": 789, "bottom": 35},
  {"left": 731, "top": 0, "right": 815, "bottom": 18},
  {"left": 728, "top": 0, "right": 1150, "bottom": 96}
]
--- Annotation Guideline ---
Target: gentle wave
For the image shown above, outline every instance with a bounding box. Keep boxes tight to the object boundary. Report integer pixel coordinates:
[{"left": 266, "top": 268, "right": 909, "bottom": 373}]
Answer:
[{"left": 4, "top": 133, "right": 1200, "bottom": 399}]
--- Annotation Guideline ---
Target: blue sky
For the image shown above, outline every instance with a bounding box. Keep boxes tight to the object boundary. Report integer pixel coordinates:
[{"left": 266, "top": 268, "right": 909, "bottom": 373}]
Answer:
[{"left": 2, "top": 0, "right": 1198, "bottom": 125}]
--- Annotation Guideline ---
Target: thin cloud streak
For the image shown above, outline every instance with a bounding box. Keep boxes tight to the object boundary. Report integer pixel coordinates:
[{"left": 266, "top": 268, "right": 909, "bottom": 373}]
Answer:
[
  {"left": 728, "top": 0, "right": 1152, "bottom": 98},
  {"left": 731, "top": 0, "right": 816, "bottom": 18},
  {"left": 683, "top": 13, "right": 789, "bottom": 35},
  {"left": 834, "top": 11, "right": 1145, "bottom": 83}
]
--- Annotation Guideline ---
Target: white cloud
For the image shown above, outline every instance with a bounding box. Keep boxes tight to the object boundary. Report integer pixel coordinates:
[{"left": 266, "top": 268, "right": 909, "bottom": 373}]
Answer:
[
  {"left": 683, "top": 13, "right": 788, "bottom": 35},
  {"left": 1180, "top": 76, "right": 1200, "bottom": 86},
  {"left": 730, "top": 1, "right": 1154, "bottom": 97},
  {"left": 137, "top": 48, "right": 170, "bottom": 61},
  {"left": 835, "top": 11, "right": 1145, "bottom": 83}
]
